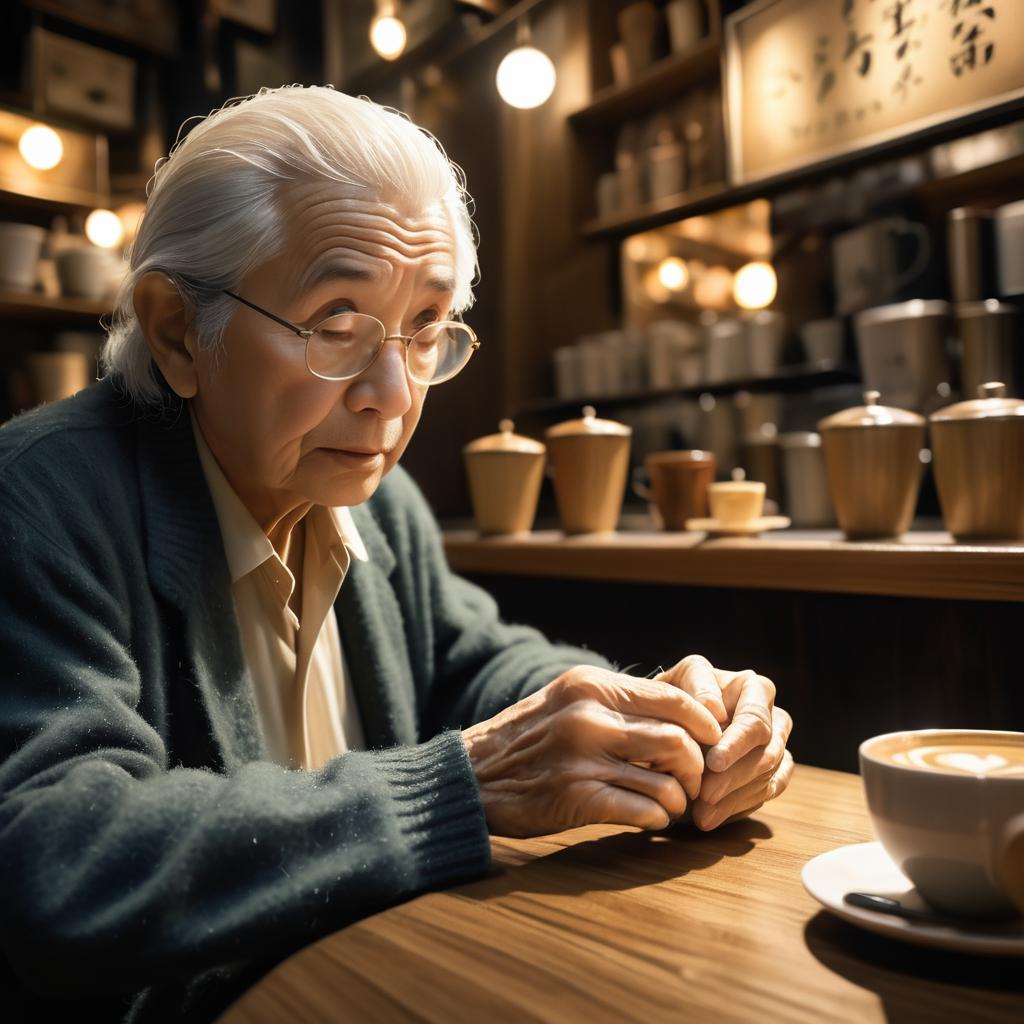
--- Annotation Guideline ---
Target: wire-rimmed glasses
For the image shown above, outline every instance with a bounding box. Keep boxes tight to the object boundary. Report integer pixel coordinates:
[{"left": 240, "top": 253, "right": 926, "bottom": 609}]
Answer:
[{"left": 222, "top": 289, "right": 480, "bottom": 385}]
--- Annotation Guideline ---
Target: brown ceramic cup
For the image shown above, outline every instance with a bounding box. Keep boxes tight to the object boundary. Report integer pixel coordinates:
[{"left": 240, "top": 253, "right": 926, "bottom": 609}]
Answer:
[{"left": 637, "top": 450, "right": 716, "bottom": 531}]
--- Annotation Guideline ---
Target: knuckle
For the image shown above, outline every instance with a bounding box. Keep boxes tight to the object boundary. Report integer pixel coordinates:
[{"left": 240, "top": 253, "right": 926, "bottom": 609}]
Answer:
[
  {"left": 553, "top": 667, "right": 602, "bottom": 706},
  {"left": 553, "top": 702, "right": 594, "bottom": 741},
  {"left": 759, "top": 675, "right": 777, "bottom": 703},
  {"left": 681, "top": 653, "right": 713, "bottom": 671}
]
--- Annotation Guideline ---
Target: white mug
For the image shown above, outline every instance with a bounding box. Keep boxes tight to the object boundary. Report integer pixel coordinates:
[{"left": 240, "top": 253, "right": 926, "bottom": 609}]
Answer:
[{"left": 833, "top": 218, "right": 930, "bottom": 315}]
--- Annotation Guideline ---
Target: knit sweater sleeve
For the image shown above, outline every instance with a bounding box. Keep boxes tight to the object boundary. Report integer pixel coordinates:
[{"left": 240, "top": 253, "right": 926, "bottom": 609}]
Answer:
[
  {"left": 0, "top": 495, "right": 491, "bottom": 1000},
  {"left": 374, "top": 468, "right": 618, "bottom": 735}
]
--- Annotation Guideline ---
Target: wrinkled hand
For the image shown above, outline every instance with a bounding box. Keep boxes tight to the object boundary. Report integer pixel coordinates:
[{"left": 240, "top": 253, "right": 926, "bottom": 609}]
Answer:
[
  {"left": 462, "top": 666, "right": 723, "bottom": 838},
  {"left": 657, "top": 655, "right": 794, "bottom": 831}
]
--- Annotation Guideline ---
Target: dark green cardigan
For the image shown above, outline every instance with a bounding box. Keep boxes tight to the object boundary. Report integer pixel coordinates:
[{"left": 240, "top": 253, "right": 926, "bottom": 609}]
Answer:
[{"left": 0, "top": 379, "right": 612, "bottom": 1023}]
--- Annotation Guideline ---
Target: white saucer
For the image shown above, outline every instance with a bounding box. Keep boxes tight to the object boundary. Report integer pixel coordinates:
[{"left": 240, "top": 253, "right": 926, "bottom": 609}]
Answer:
[
  {"left": 684, "top": 515, "right": 791, "bottom": 536},
  {"left": 802, "top": 842, "right": 1024, "bottom": 957}
]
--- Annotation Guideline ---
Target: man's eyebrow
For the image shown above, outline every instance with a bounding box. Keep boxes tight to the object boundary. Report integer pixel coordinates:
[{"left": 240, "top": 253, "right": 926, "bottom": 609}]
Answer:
[
  {"left": 298, "top": 263, "right": 376, "bottom": 291},
  {"left": 298, "top": 262, "right": 455, "bottom": 296}
]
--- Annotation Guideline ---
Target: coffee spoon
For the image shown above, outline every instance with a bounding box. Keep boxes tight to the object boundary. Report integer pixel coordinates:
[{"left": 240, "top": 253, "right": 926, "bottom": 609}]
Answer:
[
  {"left": 843, "top": 891, "right": 944, "bottom": 923},
  {"left": 843, "top": 892, "right": 1021, "bottom": 932}
]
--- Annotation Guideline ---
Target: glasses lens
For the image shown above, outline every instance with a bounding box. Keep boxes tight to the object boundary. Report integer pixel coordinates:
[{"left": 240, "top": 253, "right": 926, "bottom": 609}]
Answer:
[
  {"left": 307, "top": 313, "right": 384, "bottom": 380},
  {"left": 408, "top": 322, "right": 476, "bottom": 384}
]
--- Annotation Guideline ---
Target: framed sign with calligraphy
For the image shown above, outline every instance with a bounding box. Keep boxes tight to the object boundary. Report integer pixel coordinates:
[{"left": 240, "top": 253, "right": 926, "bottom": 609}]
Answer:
[{"left": 724, "top": 0, "right": 1024, "bottom": 185}]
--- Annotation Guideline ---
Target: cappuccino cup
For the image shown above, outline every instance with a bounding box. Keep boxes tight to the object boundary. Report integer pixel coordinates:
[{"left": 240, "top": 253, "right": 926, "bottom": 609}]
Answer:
[
  {"left": 707, "top": 470, "right": 765, "bottom": 526},
  {"left": 860, "top": 729, "right": 1024, "bottom": 919}
]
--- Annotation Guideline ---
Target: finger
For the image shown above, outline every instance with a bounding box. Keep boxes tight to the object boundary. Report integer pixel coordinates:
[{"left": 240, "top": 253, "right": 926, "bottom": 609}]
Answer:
[
  {"left": 591, "top": 785, "right": 674, "bottom": 831},
  {"left": 611, "top": 716, "right": 705, "bottom": 799},
  {"left": 694, "top": 749, "right": 796, "bottom": 831},
  {"left": 693, "top": 772, "right": 770, "bottom": 831},
  {"left": 606, "top": 673, "right": 723, "bottom": 746},
  {"left": 611, "top": 762, "right": 688, "bottom": 822},
  {"left": 704, "top": 672, "right": 775, "bottom": 772},
  {"left": 700, "top": 706, "right": 792, "bottom": 806},
  {"left": 771, "top": 749, "right": 795, "bottom": 799},
  {"left": 657, "top": 655, "right": 728, "bottom": 725}
]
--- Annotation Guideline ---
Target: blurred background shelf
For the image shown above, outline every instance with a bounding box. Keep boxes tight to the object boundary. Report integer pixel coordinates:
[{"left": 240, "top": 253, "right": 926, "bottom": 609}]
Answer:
[
  {"left": 516, "top": 362, "right": 860, "bottom": 419},
  {"left": 569, "top": 35, "right": 720, "bottom": 128},
  {"left": 0, "top": 289, "right": 110, "bottom": 321}
]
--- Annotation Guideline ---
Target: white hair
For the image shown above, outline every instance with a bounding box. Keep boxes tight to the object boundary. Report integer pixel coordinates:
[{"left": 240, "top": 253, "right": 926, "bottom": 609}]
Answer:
[{"left": 100, "top": 84, "right": 479, "bottom": 406}]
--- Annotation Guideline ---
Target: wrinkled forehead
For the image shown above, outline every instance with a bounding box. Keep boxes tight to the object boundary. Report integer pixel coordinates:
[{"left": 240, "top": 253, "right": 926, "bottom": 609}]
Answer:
[{"left": 277, "top": 180, "right": 457, "bottom": 299}]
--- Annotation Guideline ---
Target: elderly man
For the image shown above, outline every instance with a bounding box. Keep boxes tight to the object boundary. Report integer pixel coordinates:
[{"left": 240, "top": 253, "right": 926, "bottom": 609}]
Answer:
[{"left": 0, "top": 86, "right": 792, "bottom": 1023}]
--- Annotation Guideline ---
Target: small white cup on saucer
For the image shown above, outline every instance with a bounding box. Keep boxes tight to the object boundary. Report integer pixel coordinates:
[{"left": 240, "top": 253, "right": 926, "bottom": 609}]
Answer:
[{"left": 860, "top": 728, "right": 1024, "bottom": 920}]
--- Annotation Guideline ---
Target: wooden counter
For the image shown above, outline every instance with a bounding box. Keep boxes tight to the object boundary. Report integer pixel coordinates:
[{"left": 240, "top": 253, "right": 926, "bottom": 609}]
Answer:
[
  {"left": 443, "top": 529, "right": 1024, "bottom": 603},
  {"left": 218, "top": 766, "right": 1024, "bottom": 1024}
]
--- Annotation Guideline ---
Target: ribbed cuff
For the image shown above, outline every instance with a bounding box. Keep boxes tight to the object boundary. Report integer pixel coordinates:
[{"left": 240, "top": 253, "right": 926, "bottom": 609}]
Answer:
[{"left": 371, "top": 730, "right": 492, "bottom": 891}]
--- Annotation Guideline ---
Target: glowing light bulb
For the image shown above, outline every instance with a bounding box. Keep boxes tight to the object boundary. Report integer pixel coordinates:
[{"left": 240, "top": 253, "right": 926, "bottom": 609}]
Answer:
[
  {"left": 370, "top": 14, "right": 407, "bottom": 60},
  {"left": 85, "top": 209, "right": 125, "bottom": 249},
  {"left": 496, "top": 46, "right": 556, "bottom": 109},
  {"left": 657, "top": 257, "right": 689, "bottom": 291},
  {"left": 18, "top": 124, "right": 63, "bottom": 170},
  {"left": 733, "top": 261, "right": 778, "bottom": 310}
]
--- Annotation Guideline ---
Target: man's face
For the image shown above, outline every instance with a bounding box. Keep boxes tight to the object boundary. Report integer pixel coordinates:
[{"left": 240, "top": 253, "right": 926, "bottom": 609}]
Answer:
[{"left": 189, "top": 180, "right": 458, "bottom": 525}]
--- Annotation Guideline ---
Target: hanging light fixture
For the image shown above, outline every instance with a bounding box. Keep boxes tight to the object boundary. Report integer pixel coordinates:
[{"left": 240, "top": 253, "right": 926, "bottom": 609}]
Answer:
[
  {"left": 733, "top": 261, "right": 778, "bottom": 310},
  {"left": 18, "top": 123, "right": 63, "bottom": 171},
  {"left": 496, "top": 19, "right": 556, "bottom": 109},
  {"left": 657, "top": 257, "right": 689, "bottom": 291},
  {"left": 370, "top": 0, "right": 407, "bottom": 61},
  {"left": 85, "top": 209, "right": 125, "bottom": 249}
]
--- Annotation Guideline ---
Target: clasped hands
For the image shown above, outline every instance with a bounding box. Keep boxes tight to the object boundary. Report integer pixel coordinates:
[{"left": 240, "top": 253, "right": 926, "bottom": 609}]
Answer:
[{"left": 462, "top": 655, "right": 794, "bottom": 839}]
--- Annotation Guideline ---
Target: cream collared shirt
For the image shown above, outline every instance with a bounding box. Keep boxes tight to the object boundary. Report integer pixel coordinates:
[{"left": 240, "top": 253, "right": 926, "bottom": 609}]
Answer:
[{"left": 189, "top": 410, "right": 367, "bottom": 771}]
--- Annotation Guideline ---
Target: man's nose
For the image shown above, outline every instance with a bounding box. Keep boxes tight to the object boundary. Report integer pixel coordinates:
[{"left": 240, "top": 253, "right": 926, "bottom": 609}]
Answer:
[{"left": 345, "top": 336, "right": 414, "bottom": 418}]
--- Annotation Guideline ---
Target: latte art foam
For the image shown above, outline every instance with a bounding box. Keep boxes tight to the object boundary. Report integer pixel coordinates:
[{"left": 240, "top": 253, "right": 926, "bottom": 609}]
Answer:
[{"left": 890, "top": 743, "right": 1024, "bottom": 778}]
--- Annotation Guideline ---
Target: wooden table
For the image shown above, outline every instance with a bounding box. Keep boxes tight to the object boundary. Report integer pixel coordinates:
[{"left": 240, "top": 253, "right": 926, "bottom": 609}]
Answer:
[{"left": 219, "top": 767, "right": 1023, "bottom": 1023}]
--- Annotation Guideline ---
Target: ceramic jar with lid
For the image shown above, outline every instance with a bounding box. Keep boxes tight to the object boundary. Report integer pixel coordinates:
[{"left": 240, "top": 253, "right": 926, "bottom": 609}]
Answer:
[
  {"left": 818, "top": 390, "right": 926, "bottom": 538},
  {"left": 545, "top": 406, "right": 632, "bottom": 534},
  {"left": 929, "top": 382, "right": 1024, "bottom": 539},
  {"left": 462, "top": 419, "right": 546, "bottom": 535}
]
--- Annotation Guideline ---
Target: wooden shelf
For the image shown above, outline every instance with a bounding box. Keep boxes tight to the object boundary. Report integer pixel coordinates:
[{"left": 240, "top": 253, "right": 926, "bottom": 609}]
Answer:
[
  {"left": 582, "top": 181, "right": 754, "bottom": 240},
  {"left": 0, "top": 185, "right": 111, "bottom": 216},
  {"left": 516, "top": 362, "right": 859, "bottom": 419},
  {"left": 568, "top": 36, "right": 721, "bottom": 129},
  {"left": 25, "top": 0, "right": 179, "bottom": 58},
  {"left": 0, "top": 289, "right": 110, "bottom": 320},
  {"left": 581, "top": 105, "right": 1024, "bottom": 241},
  {"left": 443, "top": 529, "right": 1024, "bottom": 603}
]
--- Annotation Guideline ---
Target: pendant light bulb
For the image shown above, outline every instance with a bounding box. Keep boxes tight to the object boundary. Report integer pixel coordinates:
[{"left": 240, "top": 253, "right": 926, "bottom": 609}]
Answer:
[
  {"left": 370, "top": 3, "right": 407, "bottom": 61},
  {"left": 733, "top": 261, "right": 778, "bottom": 310},
  {"left": 19, "top": 123, "right": 63, "bottom": 170},
  {"left": 496, "top": 20, "right": 556, "bottom": 109}
]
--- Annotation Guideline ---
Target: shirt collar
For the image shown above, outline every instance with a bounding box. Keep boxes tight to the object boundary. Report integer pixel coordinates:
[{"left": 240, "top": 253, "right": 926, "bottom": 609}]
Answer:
[{"left": 188, "top": 407, "right": 368, "bottom": 584}]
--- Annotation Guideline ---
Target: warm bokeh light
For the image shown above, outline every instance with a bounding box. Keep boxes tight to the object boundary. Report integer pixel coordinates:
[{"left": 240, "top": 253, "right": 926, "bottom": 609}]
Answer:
[
  {"left": 694, "top": 265, "right": 734, "bottom": 309},
  {"left": 85, "top": 209, "right": 125, "bottom": 249},
  {"left": 624, "top": 234, "right": 668, "bottom": 262},
  {"left": 733, "top": 261, "right": 778, "bottom": 310},
  {"left": 370, "top": 14, "right": 407, "bottom": 60},
  {"left": 657, "top": 257, "right": 689, "bottom": 291},
  {"left": 116, "top": 201, "right": 147, "bottom": 243},
  {"left": 18, "top": 124, "right": 63, "bottom": 170},
  {"left": 642, "top": 267, "right": 670, "bottom": 304},
  {"left": 496, "top": 46, "right": 556, "bottom": 108}
]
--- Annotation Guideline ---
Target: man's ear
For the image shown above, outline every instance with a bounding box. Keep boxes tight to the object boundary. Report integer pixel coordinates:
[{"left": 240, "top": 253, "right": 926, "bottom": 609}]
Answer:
[{"left": 133, "top": 271, "right": 199, "bottom": 399}]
